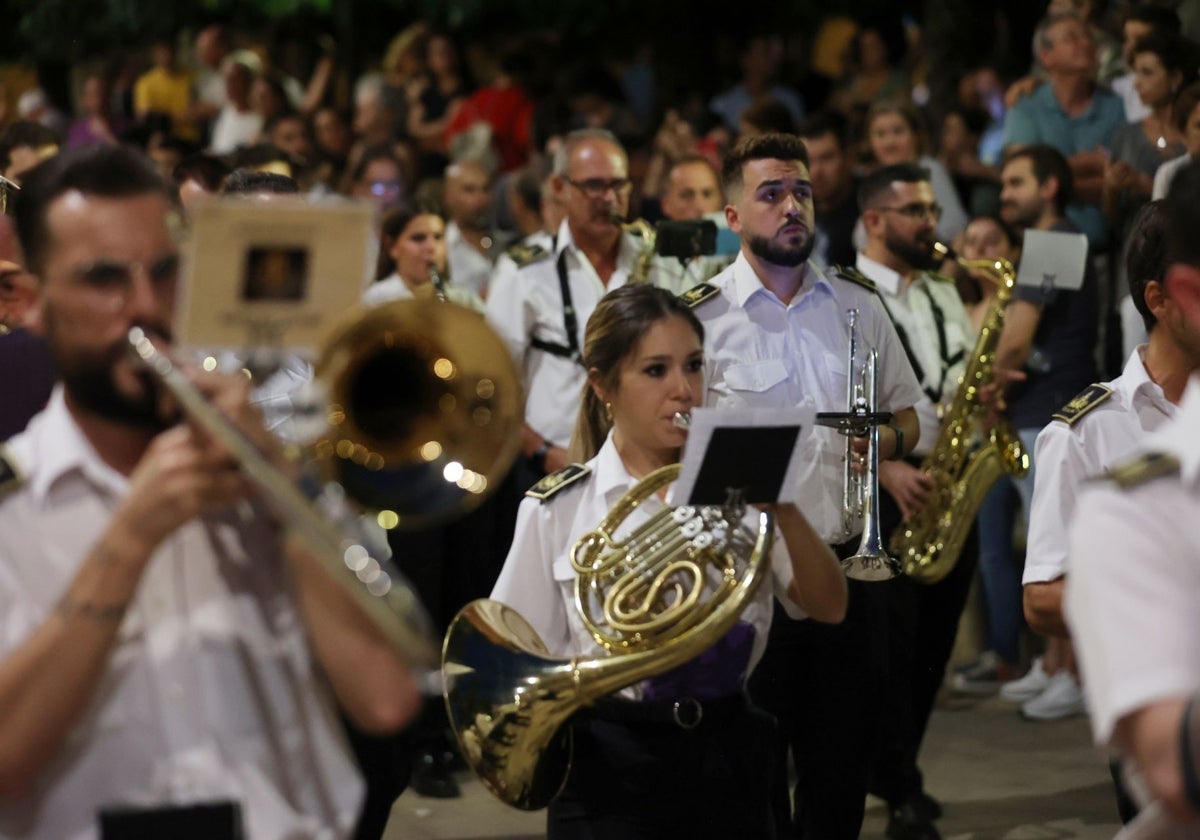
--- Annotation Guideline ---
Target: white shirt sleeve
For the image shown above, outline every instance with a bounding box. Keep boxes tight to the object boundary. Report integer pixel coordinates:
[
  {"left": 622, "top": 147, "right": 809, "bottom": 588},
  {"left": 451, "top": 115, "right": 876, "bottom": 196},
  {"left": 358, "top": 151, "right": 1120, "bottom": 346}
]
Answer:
[
  {"left": 862, "top": 294, "right": 925, "bottom": 414},
  {"left": 1024, "top": 422, "right": 1089, "bottom": 584},
  {"left": 484, "top": 261, "right": 533, "bottom": 366},
  {"left": 1065, "top": 480, "right": 1200, "bottom": 746},
  {"left": 490, "top": 496, "right": 574, "bottom": 654}
]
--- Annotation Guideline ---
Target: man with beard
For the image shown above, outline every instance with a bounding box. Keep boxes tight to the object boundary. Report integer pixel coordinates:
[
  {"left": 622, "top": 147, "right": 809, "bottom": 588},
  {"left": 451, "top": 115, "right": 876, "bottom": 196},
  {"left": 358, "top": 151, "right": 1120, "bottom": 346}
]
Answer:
[
  {"left": 687, "top": 132, "right": 923, "bottom": 840},
  {"left": 443, "top": 159, "right": 504, "bottom": 298},
  {"left": 980, "top": 144, "right": 1100, "bottom": 717},
  {"left": 853, "top": 163, "right": 978, "bottom": 840},
  {"left": 487, "top": 128, "right": 655, "bottom": 485},
  {"left": 0, "top": 145, "right": 418, "bottom": 839}
]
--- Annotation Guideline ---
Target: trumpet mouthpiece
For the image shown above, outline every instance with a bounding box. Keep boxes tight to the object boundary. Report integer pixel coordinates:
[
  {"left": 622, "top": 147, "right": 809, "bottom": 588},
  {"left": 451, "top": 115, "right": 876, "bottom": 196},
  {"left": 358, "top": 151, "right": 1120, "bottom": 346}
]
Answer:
[{"left": 673, "top": 411, "right": 692, "bottom": 429}]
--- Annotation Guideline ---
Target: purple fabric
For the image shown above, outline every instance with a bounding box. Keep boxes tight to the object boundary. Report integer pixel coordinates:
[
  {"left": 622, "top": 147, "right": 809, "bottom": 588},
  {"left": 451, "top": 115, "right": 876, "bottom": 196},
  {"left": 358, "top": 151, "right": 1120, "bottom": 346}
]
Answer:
[
  {"left": 65, "top": 118, "right": 128, "bottom": 150},
  {"left": 642, "top": 621, "right": 755, "bottom": 701}
]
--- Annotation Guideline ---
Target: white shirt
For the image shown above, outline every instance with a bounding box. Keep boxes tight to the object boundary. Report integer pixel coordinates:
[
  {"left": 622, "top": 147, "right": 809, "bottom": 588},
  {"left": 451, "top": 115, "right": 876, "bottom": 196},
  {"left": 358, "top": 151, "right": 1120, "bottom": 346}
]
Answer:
[
  {"left": 490, "top": 433, "right": 805, "bottom": 699},
  {"left": 695, "top": 253, "right": 924, "bottom": 542},
  {"left": 491, "top": 230, "right": 554, "bottom": 282},
  {"left": 362, "top": 271, "right": 485, "bottom": 313},
  {"left": 485, "top": 219, "right": 642, "bottom": 449},
  {"left": 1152, "top": 152, "right": 1191, "bottom": 201},
  {"left": 1026, "top": 346, "right": 1176, "bottom": 585},
  {"left": 208, "top": 105, "right": 263, "bottom": 155},
  {"left": 0, "top": 389, "right": 362, "bottom": 840},
  {"left": 1066, "top": 376, "right": 1200, "bottom": 750},
  {"left": 650, "top": 253, "right": 734, "bottom": 296},
  {"left": 855, "top": 253, "right": 975, "bottom": 457},
  {"left": 1112, "top": 71, "right": 1152, "bottom": 124},
  {"left": 445, "top": 221, "right": 496, "bottom": 298}
]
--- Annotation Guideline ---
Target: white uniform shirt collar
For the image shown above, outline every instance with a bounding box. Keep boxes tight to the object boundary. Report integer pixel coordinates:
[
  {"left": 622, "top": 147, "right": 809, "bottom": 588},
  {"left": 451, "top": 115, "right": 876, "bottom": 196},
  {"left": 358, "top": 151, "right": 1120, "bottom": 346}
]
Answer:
[
  {"left": 1122, "top": 345, "right": 1175, "bottom": 417},
  {"left": 446, "top": 220, "right": 467, "bottom": 250},
  {"left": 1158, "top": 374, "right": 1200, "bottom": 484},
  {"left": 591, "top": 432, "right": 642, "bottom": 504},
  {"left": 730, "top": 251, "right": 833, "bottom": 308},
  {"left": 854, "top": 252, "right": 905, "bottom": 297},
  {"left": 555, "top": 218, "right": 644, "bottom": 280},
  {"left": 26, "top": 386, "right": 129, "bottom": 505}
]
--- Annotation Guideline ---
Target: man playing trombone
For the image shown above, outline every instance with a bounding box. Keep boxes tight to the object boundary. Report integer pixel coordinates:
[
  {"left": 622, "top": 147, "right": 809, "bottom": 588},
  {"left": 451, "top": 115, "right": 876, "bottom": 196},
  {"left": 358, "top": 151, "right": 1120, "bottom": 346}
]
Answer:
[
  {"left": 0, "top": 145, "right": 418, "bottom": 839},
  {"left": 686, "top": 133, "right": 922, "bottom": 840}
]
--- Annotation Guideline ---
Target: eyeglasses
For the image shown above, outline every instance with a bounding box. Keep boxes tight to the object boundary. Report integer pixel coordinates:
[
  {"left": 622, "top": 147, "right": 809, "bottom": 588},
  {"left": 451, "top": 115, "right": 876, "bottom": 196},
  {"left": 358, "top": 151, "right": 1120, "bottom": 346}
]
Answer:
[
  {"left": 564, "top": 176, "right": 632, "bottom": 198},
  {"left": 878, "top": 202, "right": 943, "bottom": 222}
]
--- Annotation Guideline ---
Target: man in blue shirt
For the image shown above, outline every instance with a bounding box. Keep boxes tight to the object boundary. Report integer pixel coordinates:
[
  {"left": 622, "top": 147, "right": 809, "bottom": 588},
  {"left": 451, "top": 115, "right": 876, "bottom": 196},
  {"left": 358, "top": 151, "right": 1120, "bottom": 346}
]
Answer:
[{"left": 1003, "top": 10, "right": 1126, "bottom": 248}]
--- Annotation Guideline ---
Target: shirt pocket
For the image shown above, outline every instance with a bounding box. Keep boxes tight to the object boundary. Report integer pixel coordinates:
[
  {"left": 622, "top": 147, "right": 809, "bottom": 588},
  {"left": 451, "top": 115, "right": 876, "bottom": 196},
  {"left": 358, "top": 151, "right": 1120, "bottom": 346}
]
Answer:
[{"left": 722, "top": 359, "right": 790, "bottom": 407}]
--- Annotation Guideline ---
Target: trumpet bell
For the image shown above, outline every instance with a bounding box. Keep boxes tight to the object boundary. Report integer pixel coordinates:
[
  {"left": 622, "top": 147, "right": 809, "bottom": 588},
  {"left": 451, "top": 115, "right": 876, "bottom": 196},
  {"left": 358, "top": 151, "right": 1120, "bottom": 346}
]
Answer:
[
  {"left": 315, "top": 299, "right": 522, "bottom": 529},
  {"left": 840, "top": 551, "right": 902, "bottom": 581}
]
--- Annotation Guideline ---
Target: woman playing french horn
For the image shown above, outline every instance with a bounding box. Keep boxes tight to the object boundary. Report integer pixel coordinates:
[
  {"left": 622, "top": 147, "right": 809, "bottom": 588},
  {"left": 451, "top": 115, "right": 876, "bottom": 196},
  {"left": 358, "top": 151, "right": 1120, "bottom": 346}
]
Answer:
[{"left": 489, "top": 283, "right": 847, "bottom": 838}]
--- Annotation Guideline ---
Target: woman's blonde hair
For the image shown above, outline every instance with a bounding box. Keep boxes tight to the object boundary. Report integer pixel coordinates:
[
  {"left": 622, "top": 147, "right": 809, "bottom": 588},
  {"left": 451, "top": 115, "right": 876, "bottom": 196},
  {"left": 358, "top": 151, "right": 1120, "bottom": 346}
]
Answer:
[{"left": 567, "top": 285, "right": 704, "bottom": 463}]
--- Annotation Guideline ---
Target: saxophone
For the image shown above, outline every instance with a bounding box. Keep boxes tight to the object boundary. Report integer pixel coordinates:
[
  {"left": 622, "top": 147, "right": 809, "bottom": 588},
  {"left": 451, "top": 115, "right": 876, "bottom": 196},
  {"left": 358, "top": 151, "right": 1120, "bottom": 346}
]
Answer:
[
  {"left": 613, "top": 214, "right": 657, "bottom": 284},
  {"left": 889, "top": 244, "right": 1031, "bottom": 584}
]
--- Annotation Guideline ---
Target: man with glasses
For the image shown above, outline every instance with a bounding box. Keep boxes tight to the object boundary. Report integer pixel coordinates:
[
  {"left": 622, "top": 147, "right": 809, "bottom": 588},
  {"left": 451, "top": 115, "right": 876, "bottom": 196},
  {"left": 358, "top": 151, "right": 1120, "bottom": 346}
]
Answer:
[
  {"left": 487, "top": 128, "right": 655, "bottom": 484},
  {"left": 853, "top": 163, "right": 978, "bottom": 840}
]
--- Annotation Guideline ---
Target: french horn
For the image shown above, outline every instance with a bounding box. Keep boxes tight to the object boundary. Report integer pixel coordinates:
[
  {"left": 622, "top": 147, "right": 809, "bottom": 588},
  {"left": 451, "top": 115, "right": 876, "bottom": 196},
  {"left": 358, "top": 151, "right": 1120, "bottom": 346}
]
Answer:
[{"left": 442, "top": 464, "right": 774, "bottom": 809}]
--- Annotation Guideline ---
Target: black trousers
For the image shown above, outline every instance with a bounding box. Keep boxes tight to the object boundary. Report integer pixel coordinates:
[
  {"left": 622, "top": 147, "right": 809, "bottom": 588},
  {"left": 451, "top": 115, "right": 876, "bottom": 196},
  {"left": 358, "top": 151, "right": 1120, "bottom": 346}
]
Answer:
[
  {"left": 749, "top": 542, "right": 886, "bottom": 840},
  {"left": 548, "top": 696, "right": 779, "bottom": 840},
  {"left": 868, "top": 473, "right": 978, "bottom": 809}
]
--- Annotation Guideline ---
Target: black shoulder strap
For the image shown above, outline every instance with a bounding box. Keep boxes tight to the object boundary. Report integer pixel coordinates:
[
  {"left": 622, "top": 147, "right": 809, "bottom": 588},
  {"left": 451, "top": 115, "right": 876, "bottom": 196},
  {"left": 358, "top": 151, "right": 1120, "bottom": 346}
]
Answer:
[{"left": 528, "top": 241, "right": 584, "bottom": 366}]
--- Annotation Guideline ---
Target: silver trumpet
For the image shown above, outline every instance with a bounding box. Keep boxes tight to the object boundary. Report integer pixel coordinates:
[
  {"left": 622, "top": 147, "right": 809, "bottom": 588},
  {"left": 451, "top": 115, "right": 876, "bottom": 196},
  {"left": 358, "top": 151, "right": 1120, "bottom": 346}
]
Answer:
[{"left": 816, "top": 309, "right": 901, "bottom": 582}]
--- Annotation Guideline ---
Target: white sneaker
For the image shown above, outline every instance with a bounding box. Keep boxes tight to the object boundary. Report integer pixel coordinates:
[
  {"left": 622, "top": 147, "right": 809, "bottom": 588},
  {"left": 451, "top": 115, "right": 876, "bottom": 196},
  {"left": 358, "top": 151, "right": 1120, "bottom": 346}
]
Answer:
[
  {"left": 1020, "top": 671, "right": 1085, "bottom": 721},
  {"left": 999, "top": 657, "right": 1050, "bottom": 703}
]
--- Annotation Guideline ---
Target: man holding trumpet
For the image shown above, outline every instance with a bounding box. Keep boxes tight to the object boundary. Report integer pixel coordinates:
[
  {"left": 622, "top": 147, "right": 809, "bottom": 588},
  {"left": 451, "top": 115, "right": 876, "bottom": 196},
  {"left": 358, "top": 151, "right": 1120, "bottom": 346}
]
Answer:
[
  {"left": 685, "top": 132, "right": 922, "bottom": 840},
  {"left": 0, "top": 145, "right": 417, "bottom": 839}
]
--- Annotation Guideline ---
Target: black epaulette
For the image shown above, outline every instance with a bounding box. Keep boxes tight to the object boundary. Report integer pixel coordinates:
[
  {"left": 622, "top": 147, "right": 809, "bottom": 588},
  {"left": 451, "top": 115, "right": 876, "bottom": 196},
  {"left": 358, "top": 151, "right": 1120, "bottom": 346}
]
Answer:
[
  {"left": 1051, "top": 383, "right": 1114, "bottom": 426},
  {"left": 679, "top": 283, "right": 720, "bottom": 308},
  {"left": 506, "top": 242, "right": 551, "bottom": 269},
  {"left": 526, "top": 463, "right": 591, "bottom": 502},
  {"left": 1098, "top": 450, "right": 1180, "bottom": 490},
  {"left": 0, "top": 446, "right": 25, "bottom": 502},
  {"left": 832, "top": 265, "right": 878, "bottom": 293}
]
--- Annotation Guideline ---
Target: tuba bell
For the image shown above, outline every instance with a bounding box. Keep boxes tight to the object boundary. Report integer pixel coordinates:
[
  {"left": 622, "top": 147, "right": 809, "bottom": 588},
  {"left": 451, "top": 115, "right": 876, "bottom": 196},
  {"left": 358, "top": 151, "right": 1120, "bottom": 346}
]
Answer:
[
  {"left": 129, "top": 297, "right": 523, "bottom": 668},
  {"left": 441, "top": 463, "right": 774, "bottom": 809},
  {"left": 313, "top": 298, "right": 523, "bottom": 528}
]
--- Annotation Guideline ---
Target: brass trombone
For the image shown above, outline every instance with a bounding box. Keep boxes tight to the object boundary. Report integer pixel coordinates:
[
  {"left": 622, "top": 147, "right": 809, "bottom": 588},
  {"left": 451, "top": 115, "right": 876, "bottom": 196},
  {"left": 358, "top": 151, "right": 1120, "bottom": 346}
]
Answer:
[
  {"left": 128, "top": 297, "right": 523, "bottom": 668},
  {"left": 817, "top": 309, "right": 901, "bottom": 581}
]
